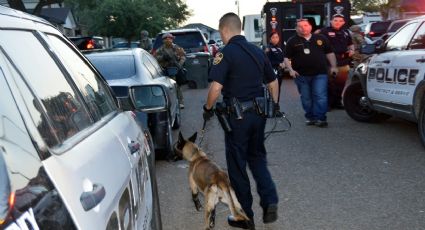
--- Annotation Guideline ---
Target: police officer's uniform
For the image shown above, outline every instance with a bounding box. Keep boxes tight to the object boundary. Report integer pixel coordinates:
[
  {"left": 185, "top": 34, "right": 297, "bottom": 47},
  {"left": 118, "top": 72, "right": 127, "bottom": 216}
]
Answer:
[
  {"left": 266, "top": 43, "right": 285, "bottom": 102},
  {"left": 209, "top": 35, "right": 278, "bottom": 219},
  {"left": 320, "top": 26, "right": 353, "bottom": 108}
]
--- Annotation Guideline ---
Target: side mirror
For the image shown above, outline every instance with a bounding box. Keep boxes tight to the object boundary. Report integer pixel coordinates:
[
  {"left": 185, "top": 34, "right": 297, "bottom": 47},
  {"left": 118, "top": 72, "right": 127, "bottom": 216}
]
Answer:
[
  {"left": 360, "top": 44, "right": 376, "bottom": 55},
  {"left": 129, "top": 85, "right": 168, "bottom": 113},
  {"left": 117, "top": 96, "right": 136, "bottom": 111},
  {"left": 166, "top": 67, "right": 178, "bottom": 76},
  {"left": 208, "top": 40, "right": 216, "bottom": 45}
]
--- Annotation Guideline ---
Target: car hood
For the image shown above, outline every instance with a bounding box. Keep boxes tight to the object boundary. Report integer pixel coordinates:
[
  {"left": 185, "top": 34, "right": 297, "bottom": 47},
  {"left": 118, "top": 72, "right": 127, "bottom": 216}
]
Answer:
[{"left": 106, "top": 76, "right": 143, "bottom": 87}]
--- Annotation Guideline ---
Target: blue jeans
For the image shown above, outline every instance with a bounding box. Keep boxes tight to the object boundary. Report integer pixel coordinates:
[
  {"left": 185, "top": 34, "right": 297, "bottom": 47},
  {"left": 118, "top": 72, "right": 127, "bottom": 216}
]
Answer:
[{"left": 294, "top": 74, "right": 328, "bottom": 121}]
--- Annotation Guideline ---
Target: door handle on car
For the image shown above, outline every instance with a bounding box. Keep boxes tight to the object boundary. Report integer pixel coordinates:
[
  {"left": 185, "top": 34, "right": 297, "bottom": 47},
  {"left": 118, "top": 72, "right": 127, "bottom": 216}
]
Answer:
[
  {"left": 128, "top": 140, "right": 140, "bottom": 154},
  {"left": 416, "top": 58, "right": 425, "bottom": 63},
  {"left": 381, "top": 60, "right": 391, "bottom": 64},
  {"left": 80, "top": 183, "right": 105, "bottom": 211}
]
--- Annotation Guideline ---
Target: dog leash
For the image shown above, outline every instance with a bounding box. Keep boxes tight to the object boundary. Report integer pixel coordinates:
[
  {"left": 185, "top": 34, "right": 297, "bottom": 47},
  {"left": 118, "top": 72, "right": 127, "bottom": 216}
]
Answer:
[{"left": 198, "top": 120, "right": 207, "bottom": 147}]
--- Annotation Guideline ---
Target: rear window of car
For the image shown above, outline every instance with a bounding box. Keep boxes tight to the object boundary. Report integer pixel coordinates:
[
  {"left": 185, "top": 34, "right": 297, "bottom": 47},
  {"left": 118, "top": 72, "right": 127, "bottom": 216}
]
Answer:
[
  {"left": 370, "top": 21, "right": 392, "bottom": 33},
  {"left": 387, "top": 21, "right": 409, "bottom": 33},
  {"left": 153, "top": 31, "right": 206, "bottom": 53},
  {"left": 87, "top": 55, "right": 136, "bottom": 80}
]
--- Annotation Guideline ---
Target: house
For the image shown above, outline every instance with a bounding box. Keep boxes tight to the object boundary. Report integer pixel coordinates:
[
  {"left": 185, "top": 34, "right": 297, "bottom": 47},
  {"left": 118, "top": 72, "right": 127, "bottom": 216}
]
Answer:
[
  {"left": 387, "top": 0, "right": 425, "bottom": 20},
  {"left": 0, "top": 0, "right": 77, "bottom": 36}
]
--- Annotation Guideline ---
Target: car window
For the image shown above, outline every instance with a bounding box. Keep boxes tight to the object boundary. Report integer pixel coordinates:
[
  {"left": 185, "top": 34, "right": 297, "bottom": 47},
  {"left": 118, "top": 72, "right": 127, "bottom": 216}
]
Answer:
[
  {"left": 87, "top": 55, "right": 136, "bottom": 80},
  {"left": 0, "top": 30, "right": 92, "bottom": 147},
  {"left": 142, "top": 54, "right": 160, "bottom": 78},
  {"left": 146, "top": 53, "right": 164, "bottom": 76},
  {"left": 153, "top": 31, "right": 207, "bottom": 53},
  {"left": 388, "top": 21, "right": 409, "bottom": 33},
  {"left": 409, "top": 22, "right": 425, "bottom": 50},
  {"left": 46, "top": 34, "right": 116, "bottom": 120},
  {"left": 386, "top": 22, "right": 418, "bottom": 51}
]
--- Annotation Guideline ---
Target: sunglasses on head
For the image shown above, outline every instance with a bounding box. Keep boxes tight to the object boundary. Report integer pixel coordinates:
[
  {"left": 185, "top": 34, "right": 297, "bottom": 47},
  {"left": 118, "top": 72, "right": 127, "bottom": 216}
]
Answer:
[{"left": 296, "top": 18, "right": 308, "bottom": 22}]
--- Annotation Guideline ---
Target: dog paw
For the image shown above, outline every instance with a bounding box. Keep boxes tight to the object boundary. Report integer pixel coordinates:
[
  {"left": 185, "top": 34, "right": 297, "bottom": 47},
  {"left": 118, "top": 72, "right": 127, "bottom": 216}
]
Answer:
[{"left": 194, "top": 201, "right": 203, "bottom": 211}]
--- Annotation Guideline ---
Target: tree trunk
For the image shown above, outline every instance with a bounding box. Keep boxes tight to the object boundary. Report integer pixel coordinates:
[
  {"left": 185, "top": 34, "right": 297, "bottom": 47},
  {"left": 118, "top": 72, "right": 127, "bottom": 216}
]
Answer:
[{"left": 7, "top": 0, "right": 27, "bottom": 12}]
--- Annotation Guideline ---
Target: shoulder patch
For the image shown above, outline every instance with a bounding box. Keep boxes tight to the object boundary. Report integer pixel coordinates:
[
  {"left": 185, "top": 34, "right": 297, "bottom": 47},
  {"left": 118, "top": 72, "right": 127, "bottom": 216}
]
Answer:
[
  {"left": 317, "top": 39, "right": 323, "bottom": 46},
  {"left": 213, "top": 52, "right": 224, "bottom": 65}
]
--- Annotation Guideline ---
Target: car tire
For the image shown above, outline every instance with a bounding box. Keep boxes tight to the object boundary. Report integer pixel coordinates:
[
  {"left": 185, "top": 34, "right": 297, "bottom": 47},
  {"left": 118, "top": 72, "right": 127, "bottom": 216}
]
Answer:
[
  {"left": 418, "top": 101, "right": 425, "bottom": 148},
  {"left": 172, "top": 106, "right": 181, "bottom": 130},
  {"left": 343, "top": 82, "right": 391, "bottom": 122}
]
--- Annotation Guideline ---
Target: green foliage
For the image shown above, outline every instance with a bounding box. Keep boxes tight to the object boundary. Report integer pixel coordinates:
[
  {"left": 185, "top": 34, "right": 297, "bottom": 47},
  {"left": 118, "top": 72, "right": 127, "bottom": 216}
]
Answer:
[
  {"left": 65, "top": 0, "right": 191, "bottom": 41},
  {"left": 351, "top": 0, "right": 388, "bottom": 14}
]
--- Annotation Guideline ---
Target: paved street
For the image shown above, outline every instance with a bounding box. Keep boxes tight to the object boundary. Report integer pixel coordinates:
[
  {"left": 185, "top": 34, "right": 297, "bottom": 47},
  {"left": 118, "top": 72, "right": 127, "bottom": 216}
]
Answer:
[{"left": 156, "top": 79, "right": 425, "bottom": 230}]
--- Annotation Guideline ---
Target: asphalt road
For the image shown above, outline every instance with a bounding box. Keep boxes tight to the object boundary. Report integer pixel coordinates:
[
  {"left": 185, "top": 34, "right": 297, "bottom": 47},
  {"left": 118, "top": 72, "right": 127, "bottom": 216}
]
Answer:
[{"left": 155, "top": 79, "right": 425, "bottom": 230}]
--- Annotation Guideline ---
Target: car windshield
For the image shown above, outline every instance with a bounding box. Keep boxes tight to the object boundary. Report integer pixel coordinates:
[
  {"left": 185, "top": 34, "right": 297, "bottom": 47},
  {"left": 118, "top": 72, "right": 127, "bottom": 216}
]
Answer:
[{"left": 88, "top": 55, "right": 136, "bottom": 80}]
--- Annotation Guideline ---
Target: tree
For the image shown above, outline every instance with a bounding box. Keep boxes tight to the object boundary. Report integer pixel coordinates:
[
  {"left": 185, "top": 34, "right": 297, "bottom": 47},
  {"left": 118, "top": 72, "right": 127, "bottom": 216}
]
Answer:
[{"left": 65, "top": 0, "right": 191, "bottom": 42}]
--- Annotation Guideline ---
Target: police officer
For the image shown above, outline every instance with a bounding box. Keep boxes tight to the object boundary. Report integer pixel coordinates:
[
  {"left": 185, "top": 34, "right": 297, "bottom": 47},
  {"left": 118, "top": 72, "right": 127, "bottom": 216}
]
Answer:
[
  {"left": 203, "top": 12, "right": 280, "bottom": 229},
  {"left": 349, "top": 25, "right": 365, "bottom": 67},
  {"left": 284, "top": 19, "right": 338, "bottom": 127},
  {"left": 139, "top": 30, "right": 152, "bottom": 51},
  {"left": 265, "top": 32, "right": 285, "bottom": 102},
  {"left": 318, "top": 14, "right": 354, "bottom": 109},
  {"left": 154, "top": 33, "right": 186, "bottom": 108}
]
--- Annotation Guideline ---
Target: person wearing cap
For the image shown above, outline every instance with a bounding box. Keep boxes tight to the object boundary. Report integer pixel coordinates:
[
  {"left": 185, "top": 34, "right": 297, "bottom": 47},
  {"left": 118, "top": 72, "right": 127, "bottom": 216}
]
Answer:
[
  {"left": 154, "top": 32, "right": 186, "bottom": 108},
  {"left": 349, "top": 25, "right": 365, "bottom": 67},
  {"left": 139, "top": 30, "right": 152, "bottom": 51},
  {"left": 318, "top": 14, "right": 354, "bottom": 110}
]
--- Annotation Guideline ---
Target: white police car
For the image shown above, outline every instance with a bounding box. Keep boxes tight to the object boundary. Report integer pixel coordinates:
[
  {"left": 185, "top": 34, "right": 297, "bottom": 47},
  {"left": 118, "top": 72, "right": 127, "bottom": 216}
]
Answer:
[
  {"left": 343, "top": 15, "right": 425, "bottom": 146},
  {"left": 0, "top": 6, "right": 162, "bottom": 229}
]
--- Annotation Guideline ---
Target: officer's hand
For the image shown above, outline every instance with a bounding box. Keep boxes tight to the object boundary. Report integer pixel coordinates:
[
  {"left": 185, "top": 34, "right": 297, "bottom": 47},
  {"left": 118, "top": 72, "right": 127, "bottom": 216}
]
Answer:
[
  {"left": 273, "top": 103, "right": 285, "bottom": 118},
  {"left": 289, "top": 69, "right": 299, "bottom": 78},
  {"left": 330, "top": 67, "right": 338, "bottom": 78},
  {"left": 203, "top": 104, "right": 214, "bottom": 121}
]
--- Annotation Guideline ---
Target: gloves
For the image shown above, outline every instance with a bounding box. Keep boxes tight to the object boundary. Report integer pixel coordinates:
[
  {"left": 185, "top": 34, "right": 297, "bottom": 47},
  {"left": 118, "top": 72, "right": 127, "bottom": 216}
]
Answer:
[
  {"left": 274, "top": 103, "right": 285, "bottom": 118},
  {"left": 203, "top": 104, "right": 214, "bottom": 121}
]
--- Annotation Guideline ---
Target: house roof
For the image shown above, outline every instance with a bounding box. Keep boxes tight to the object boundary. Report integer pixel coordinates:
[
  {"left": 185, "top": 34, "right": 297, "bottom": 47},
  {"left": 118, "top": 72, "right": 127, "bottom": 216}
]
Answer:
[{"left": 40, "top": 7, "right": 71, "bottom": 24}]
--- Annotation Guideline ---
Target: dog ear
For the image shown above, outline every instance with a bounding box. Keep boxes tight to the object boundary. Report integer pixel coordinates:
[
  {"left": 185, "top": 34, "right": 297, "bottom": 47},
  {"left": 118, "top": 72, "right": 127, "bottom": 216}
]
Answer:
[{"left": 188, "top": 132, "right": 197, "bottom": 143}]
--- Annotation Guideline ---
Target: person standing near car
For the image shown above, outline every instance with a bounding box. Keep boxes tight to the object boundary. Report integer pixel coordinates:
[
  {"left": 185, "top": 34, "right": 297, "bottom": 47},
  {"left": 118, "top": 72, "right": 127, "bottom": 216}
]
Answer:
[
  {"left": 265, "top": 32, "right": 285, "bottom": 102},
  {"left": 203, "top": 12, "right": 280, "bottom": 229},
  {"left": 284, "top": 19, "right": 338, "bottom": 127},
  {"left": 154, "top": 33, "right": 186, "bottom": 108},
  {"left": 318, "top": 14, "right": 354, "bottom": 109},
  {"left": 139, "top": 30, "right": 152, "bottom": 51},
  {"left": 349, "top": 25, "right": 365, "bottom": 68}
]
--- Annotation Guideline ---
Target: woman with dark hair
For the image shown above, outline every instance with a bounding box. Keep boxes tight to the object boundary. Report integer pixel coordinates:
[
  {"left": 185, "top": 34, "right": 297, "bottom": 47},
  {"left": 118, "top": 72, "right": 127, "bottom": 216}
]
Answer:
[{"left": 265, "top": 32, "right": 285, "bottom": 102}]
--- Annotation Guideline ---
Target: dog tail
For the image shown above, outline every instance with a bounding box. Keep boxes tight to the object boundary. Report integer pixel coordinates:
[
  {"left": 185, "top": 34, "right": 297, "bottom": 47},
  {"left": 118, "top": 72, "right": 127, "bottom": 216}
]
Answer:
[{"left": 219, "top": 180, "right": 250, "bottom": 221}]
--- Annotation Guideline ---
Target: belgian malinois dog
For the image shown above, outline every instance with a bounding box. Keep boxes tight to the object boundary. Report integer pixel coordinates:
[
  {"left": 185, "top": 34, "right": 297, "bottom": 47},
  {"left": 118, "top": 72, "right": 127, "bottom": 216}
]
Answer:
[{"left": 174, "top": 132, "right": 251, "bottom": 230}]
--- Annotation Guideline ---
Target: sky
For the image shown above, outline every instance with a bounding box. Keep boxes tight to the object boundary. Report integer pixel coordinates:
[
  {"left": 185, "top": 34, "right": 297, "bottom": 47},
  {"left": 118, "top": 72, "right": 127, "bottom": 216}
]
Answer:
[{"left": 185, "top": 0, "right": 267, "bottom": 29}]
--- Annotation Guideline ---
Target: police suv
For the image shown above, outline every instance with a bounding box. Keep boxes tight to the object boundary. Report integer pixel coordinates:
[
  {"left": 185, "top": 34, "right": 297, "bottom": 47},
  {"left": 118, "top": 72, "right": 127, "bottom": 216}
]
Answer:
[
  {"left": 0, "top": 6, "right": 162, "bottom": 229},
  {"left": 343, "top": 15, "right": 425, "bottom": 147}
]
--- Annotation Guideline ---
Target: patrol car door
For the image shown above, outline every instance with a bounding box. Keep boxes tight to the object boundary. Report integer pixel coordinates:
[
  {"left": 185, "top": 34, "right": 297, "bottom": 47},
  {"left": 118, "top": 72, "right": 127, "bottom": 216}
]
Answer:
[
  {"left": 388, "top": 22, "right": 425, "bottom": 107},
  {"left": 367, "top": 22, "right": 419, "bottom": 107}
]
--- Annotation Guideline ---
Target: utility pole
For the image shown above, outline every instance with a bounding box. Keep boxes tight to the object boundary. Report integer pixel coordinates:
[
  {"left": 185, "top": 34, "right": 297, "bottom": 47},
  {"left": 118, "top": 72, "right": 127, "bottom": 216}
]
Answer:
[{"left": 235, "top": 0, "right": 240, "bottom": 16}]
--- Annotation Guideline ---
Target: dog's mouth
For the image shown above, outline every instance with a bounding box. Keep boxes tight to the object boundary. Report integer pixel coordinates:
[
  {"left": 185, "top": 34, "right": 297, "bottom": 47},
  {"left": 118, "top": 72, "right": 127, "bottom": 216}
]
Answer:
[{"left": 172, "top": 142, "right": 183, "bottom": 161}]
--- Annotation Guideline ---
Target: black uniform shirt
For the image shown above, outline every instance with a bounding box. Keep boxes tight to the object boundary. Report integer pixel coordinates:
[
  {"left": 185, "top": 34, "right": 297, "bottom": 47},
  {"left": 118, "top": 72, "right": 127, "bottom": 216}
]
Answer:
[
  {"left": 284, "top": 33, "right": 332, "bottom": 76},
  {"left": 320, "top": 27, "right": 353, "bottom": 66},
  {"left": 209, "top": 35, "right": 276, "bottom": 102},
  {"left": 266, "top": 43, "right": 284, "bottom": 70}
]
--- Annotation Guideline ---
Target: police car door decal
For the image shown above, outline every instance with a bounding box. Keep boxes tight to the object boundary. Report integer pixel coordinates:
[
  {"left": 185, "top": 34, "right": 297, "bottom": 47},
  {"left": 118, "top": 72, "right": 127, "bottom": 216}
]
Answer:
[{"left": 367, "top": 51, "right": 400, "bottom": 103}]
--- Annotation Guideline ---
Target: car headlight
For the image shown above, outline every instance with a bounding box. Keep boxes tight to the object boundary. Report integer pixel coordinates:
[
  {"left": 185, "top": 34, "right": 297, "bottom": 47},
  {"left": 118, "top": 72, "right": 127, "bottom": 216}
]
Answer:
[{"left": 356, "top": 56, "right": 372, "bottom": 75}]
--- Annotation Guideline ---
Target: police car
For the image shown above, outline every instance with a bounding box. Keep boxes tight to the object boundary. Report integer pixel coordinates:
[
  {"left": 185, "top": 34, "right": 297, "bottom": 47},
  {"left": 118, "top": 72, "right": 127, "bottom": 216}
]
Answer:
[
  {"left": 0, "top": 6, "right": 162, "bottom": 229},
  {"left": 343, "top": 15, "right": 425, "bottom": 147}
]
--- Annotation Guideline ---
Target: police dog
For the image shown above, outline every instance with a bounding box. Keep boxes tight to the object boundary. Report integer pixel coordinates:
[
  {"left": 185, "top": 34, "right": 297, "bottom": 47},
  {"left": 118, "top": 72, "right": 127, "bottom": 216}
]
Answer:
[{"left": 174, "top": 132, "right": 250, "bottom": 230}]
